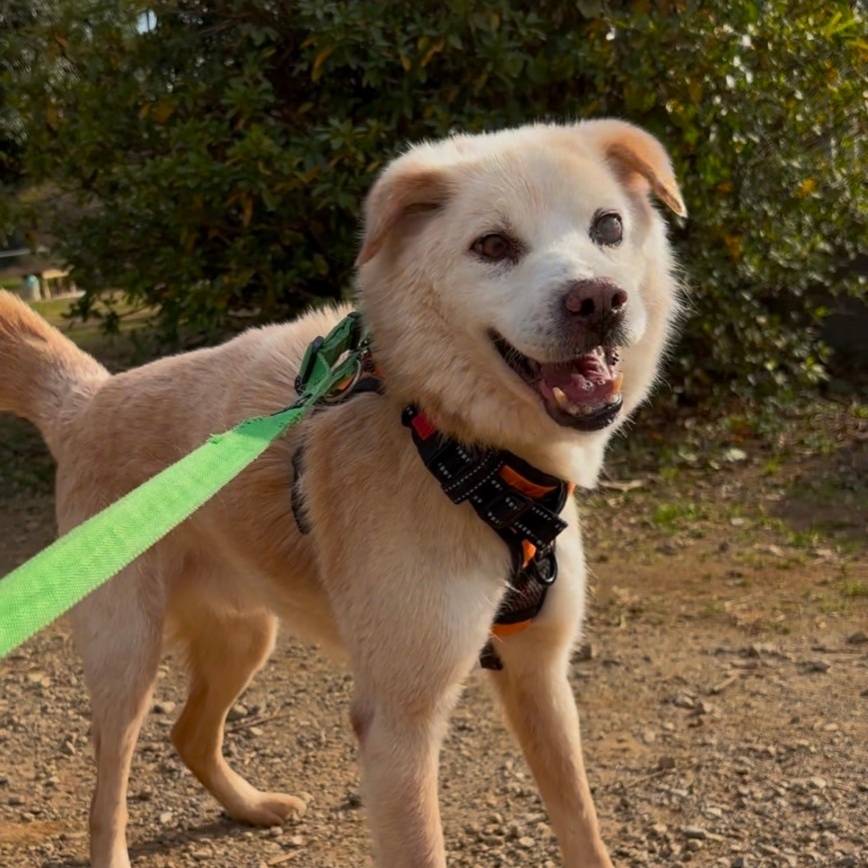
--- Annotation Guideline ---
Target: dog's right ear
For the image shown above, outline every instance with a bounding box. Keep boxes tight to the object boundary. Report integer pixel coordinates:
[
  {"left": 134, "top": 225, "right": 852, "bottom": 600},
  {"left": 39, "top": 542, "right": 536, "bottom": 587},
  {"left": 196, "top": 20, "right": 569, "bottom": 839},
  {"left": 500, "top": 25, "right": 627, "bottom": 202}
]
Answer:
[{"left": 356, "top": 165, "right": 450, "bottom": 266}]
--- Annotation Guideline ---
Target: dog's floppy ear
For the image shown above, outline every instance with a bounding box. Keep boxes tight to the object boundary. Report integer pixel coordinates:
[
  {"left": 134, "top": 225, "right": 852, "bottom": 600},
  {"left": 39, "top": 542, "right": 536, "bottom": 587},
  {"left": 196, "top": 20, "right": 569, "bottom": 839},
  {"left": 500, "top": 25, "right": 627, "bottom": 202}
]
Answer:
[
  {"left": 356, "top": 165, "right": 450, "bottom": 266},
  {"left": 581, "top": 119, "right": 687, "bottom": 218}
]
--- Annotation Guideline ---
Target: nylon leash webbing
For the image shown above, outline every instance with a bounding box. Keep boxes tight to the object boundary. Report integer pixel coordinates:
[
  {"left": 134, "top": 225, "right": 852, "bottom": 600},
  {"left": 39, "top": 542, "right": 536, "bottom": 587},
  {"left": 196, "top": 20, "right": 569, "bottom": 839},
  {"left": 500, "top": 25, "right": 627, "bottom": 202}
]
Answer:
[{"left": 0, "top": 314, "right": 367, "bottom": 659}]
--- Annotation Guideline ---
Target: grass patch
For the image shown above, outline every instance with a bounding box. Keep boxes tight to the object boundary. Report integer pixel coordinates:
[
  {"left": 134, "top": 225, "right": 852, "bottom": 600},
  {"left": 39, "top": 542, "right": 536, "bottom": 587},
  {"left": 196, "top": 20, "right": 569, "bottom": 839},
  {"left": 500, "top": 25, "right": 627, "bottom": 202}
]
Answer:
[
  {"left": 651, "top": 501, "right": 706, "bottom": 530},
  {"left": 840, "top": 581, "right": 868, "bottom": 599}
]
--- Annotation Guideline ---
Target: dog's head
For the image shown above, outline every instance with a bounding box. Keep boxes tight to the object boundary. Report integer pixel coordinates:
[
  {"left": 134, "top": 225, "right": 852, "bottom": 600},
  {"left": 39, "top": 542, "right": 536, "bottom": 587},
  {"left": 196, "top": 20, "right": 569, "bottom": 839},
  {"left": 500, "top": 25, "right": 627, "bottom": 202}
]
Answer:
[{"left": 355, "top": 120, "right": 685, "bottom": 482}]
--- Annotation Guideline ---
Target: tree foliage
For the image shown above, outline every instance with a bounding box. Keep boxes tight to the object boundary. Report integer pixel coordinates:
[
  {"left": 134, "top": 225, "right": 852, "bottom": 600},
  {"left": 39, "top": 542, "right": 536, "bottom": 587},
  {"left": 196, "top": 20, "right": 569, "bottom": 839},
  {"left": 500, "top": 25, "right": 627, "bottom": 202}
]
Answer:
[{"left": 6, "top": 0, "right": 867, "bottom": 395}]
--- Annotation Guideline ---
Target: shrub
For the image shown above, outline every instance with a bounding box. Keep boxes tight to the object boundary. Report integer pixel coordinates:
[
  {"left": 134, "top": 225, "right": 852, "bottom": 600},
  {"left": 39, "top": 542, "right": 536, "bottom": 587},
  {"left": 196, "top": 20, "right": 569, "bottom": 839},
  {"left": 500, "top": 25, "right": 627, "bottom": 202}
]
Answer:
[{"left": 7, "top": 0, "right": 867, "bottom": 395}]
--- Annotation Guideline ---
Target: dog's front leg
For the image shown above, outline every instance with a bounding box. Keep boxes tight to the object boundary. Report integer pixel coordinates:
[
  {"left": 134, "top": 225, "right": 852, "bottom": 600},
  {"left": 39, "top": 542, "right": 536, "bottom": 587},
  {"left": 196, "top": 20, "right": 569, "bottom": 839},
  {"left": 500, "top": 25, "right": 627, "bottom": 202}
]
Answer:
[
  {"left": 488, "top": 524, "right": 614, "bottom": 868},
  {"left": 489, "top": 657, "right": 612, "bottom": 868},
  {"left": 351, "top": 686, "right": 459, "bottom": 868},
  {"left": 330, "top": 560, "right": 498, "bottom": 867}
]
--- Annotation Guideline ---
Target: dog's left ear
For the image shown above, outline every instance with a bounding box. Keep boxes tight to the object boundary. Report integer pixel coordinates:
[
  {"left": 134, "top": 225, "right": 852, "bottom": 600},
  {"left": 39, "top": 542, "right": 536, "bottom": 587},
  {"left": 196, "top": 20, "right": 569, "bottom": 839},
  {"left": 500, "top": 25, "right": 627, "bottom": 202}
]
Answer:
[
  {"left": 580, "top": 119, "right": 687, "bottom": 218},
  {"left": 356, "top": 163, "right": 451, "bottom": 266}
]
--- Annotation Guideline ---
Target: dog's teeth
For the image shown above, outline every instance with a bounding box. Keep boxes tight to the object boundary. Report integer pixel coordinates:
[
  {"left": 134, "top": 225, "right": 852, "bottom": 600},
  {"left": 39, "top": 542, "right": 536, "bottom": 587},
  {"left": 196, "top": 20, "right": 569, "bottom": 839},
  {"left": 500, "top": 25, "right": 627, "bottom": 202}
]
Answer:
[
  {"left": 551, "top": 387, "right": 586, "bottom": 416},
  {"left": 611, "top": 372, "right": 624, "bottom": 395}
]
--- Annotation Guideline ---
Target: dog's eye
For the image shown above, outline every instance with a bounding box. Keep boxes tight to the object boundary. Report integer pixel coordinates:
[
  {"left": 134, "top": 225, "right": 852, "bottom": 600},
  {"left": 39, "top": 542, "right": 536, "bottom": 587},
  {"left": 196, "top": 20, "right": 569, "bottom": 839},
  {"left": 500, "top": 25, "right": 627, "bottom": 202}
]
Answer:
[
  {"left": 472, "top": 233, "right": 517, "bottom": 263},
  {"left": 590, "top": 212, "right": 623, "bottom": 247}
]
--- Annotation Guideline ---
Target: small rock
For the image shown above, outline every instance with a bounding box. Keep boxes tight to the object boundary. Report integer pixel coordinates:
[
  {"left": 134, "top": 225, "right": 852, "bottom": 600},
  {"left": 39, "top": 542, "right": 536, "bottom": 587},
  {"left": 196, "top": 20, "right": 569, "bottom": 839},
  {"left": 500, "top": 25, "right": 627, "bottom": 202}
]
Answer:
[
  {"left": 846, "top": 631, "right": 867, "bottom": 645},
  {"left": 691, "top": 700, "right": 716, "bottom": 716},
  {"left": 747, "top": 642, "right": 775, "bottom": 657},
  {"left": 806, "top": 660, "right": 831, "bottom": 673},
  {"left": 518, "top": 837, "right": 535, "bottom": 848},
  {"left": 808, "top": 776, "right": 828, "bottom": 790},
  {"left": 709, "top": 675, "right": 738, "bottom": 695},
  {"left": 152, "top": 700, "right": 176, "bottom": 715},
  {"left": 731, "top": 858, "right": 749, "bottom": 868},
  {"left": 573, "top": 643, "right": 596, "bottom": 662},
  {"left": 657, "top": 756, "right": 676, "bottom": 771},
  {"left": 683, "top": 825, "right": 709, "bottom": 840},
  {"left": 672, "top": 693, "right": 696, "bottom": 709},
  {"left": 158, "top": 811, "right": 173, "bottom": 825},
  {"left": 7, "top": 794, "right": 23, "bottom": 806},
  {"left": 686, "top": 839, "right": 705, "bottom": 851},
  {"left": 227, "top": 703, "right": 249, "bottom": 722},
  {"left": 813, "top": 548, "right": 835, "bottom": 559},
  {"left": 641, "top": 729, "right": 657, "bottom": 744}
]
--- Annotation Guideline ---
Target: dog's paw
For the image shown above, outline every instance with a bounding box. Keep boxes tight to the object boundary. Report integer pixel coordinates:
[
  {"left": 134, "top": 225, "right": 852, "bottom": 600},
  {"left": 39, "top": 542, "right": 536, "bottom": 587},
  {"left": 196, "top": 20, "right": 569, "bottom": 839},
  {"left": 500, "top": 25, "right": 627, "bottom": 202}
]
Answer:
[{"left": 228, "top": 791, "right": 307, "bottom": 827}]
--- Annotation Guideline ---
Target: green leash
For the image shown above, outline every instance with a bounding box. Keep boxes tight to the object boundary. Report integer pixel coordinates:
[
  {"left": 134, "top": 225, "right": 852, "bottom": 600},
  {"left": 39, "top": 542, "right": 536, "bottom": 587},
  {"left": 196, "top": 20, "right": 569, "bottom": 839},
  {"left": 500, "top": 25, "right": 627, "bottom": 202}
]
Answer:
[{"left": 0, "top": 312, "right": 369, "bottom": 659}]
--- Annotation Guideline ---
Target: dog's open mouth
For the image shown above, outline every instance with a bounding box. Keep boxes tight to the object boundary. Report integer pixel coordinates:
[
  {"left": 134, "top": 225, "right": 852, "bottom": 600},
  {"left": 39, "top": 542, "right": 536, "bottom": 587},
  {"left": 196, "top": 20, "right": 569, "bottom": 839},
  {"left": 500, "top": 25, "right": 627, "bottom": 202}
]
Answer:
[{"left": 491, "top": 331, "right": 624, "bottom": 431}]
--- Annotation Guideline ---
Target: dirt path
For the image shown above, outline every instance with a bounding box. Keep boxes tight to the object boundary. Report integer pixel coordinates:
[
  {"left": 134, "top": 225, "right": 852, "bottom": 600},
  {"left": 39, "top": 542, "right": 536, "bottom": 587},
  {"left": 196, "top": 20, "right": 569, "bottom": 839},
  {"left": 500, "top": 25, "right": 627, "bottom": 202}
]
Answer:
[{"left": 1, "top": 404, "right": 866, "bottom": 868}]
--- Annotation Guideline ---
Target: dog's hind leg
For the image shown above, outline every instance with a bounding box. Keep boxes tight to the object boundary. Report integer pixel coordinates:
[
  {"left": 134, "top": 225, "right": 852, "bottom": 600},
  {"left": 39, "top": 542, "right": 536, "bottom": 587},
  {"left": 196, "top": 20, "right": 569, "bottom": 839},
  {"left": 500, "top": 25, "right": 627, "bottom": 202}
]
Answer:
[
  {"left": 72, "top": 566, "right": 165, "bottom": 868},
  {"left": 170, "top": 606, "right": 307, "bottom": 826}
]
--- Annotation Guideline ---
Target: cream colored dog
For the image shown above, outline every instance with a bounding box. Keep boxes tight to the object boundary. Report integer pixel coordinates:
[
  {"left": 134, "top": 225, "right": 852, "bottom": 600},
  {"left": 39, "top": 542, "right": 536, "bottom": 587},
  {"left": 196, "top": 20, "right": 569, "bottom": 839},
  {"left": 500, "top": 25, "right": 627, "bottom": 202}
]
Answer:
[{"left": 0, "top": 119, "right": 685, "bottom": 868}]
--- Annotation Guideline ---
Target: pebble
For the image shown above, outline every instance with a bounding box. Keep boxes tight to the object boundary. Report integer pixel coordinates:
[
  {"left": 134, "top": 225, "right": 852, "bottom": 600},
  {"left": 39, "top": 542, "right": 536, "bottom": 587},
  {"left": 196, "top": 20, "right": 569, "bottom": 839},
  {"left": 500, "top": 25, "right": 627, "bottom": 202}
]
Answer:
[
  {"left": 227, "top": 703, "right": 249, "bottom": 721},
  {"left": 683, "top": 825, "right": 709, "bottom": 840},
  {"left": 573, "top": 642, "right": 597, "bottom": 661},
  {"left": 807, "top": 660, "right": 831, "bottom": 672},
  {"left": 846, "top": 631, "right": 867, "bottom": 645},
  {"left": 158, "top": 811, "right": 173, "bottom": 825},
  {"left": 153, "top": 700, "right": 176, "bottom": 714}
]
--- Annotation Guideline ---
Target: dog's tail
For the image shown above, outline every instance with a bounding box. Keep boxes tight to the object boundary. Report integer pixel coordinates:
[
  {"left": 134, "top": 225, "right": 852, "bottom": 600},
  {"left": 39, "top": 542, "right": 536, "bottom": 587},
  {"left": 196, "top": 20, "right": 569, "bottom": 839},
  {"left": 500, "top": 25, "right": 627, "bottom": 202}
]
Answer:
[{"left": 0, "top": 290, "right": 108, "bottom": 455}]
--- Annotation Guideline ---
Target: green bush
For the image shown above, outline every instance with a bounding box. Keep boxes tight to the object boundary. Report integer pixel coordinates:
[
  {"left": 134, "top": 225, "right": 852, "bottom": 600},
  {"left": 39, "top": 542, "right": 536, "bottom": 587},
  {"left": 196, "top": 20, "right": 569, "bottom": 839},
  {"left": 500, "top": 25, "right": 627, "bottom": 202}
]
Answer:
[{"left": 6, "top": 0, "right": 867, "bottom": 396}]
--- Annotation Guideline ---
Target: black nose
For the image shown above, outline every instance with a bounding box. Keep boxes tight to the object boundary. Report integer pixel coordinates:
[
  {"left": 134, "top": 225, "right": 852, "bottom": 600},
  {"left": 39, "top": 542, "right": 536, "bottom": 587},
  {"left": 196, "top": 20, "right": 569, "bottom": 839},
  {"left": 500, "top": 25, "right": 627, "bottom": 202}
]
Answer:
[{"left": 563, "top": 280, "right": 628, "bottom": 322}]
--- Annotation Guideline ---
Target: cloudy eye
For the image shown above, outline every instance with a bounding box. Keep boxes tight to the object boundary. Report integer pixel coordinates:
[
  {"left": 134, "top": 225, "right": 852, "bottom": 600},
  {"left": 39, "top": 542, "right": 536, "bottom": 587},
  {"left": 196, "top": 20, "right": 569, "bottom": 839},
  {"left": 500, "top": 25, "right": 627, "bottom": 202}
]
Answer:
[
  {"left": 471, "top": 233, "right": 520, "bottom": 263},
  {"left": 590, "top": 211, "right": 623, "bottom": 247}
]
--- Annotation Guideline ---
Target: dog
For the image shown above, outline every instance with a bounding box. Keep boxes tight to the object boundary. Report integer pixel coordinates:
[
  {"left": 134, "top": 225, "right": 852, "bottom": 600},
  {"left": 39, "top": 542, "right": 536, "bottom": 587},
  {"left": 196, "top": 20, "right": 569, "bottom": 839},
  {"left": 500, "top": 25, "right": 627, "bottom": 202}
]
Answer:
[{"left": 0, "top": 118, "right": 685, "bottom": 868}]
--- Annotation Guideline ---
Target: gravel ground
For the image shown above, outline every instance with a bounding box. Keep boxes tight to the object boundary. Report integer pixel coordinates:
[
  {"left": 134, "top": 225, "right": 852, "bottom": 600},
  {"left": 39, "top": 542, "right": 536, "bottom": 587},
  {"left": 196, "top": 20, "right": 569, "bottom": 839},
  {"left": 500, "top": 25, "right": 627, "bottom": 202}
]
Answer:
[{"left": 1, "top": 406, "right": 866, "bottom": 868}]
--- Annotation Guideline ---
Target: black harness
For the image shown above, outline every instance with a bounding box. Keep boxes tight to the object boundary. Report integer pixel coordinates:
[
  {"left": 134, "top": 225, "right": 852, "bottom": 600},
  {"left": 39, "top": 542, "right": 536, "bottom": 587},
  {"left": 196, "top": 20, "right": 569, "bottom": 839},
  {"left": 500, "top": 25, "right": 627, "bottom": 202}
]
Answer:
[{"left": 291, "top": 379, "right": 572, "bottom": 670}]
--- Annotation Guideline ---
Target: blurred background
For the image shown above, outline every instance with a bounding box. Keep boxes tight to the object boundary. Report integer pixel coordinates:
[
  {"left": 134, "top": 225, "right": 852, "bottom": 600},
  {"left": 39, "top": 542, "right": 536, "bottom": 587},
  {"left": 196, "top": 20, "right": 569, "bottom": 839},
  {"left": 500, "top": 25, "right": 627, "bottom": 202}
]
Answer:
[{"left": 1, "top": 0, "right": 865, "bottom": 405}]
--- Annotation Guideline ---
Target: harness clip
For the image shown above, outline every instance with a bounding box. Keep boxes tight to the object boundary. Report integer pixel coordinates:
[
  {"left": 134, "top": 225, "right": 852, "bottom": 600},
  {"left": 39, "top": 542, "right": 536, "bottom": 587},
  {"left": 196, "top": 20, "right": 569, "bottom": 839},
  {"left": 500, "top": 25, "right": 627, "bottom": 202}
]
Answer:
[{"left": 294, "top": 312, "right": 369, "bottom": 399}]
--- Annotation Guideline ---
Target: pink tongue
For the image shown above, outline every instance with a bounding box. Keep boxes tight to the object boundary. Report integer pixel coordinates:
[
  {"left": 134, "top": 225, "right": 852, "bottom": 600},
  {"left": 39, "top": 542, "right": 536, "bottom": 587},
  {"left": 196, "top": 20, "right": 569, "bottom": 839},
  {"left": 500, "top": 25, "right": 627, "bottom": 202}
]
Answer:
[{"left": 540, "top": 360, "right": 613, "bottom": 404}]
